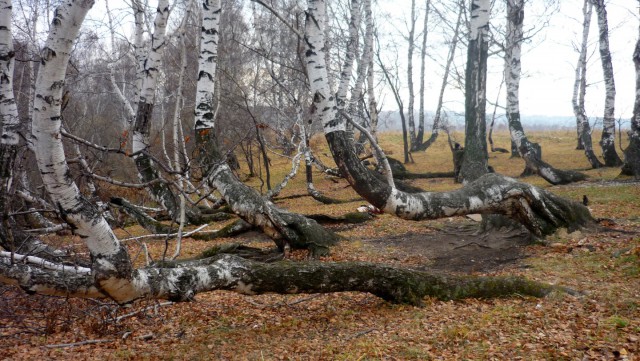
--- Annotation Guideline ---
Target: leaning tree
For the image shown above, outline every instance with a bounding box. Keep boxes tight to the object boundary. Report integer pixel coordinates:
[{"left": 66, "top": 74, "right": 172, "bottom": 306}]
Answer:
[
  {"left": 504, "top": 0, "right": 586, "bottom": 185},
  {"left": 307, "top": 0, "right": 593, "bottom": 236},
  {"left": 1, "top": 0, "right": 594, "bottom": 306}
]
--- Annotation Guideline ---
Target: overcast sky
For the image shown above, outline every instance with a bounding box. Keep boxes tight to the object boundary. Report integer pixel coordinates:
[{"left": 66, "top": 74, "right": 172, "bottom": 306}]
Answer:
[
  {"left": 84, "top": 0, "right": 638, "bottom": 123},
  {"left": 377, "top": 0, "right": 637, "bottom": 123}
]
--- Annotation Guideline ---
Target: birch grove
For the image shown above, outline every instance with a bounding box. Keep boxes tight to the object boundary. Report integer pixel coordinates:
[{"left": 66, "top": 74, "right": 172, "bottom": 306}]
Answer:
[{"left": 0, "top": 0, "right": 633, "bottom": 308}]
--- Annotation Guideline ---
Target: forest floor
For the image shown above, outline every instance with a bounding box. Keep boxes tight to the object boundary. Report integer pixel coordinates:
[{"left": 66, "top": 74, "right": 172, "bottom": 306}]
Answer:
[{"left": 1, "top": 130, "right": 639, "bottom": 360}]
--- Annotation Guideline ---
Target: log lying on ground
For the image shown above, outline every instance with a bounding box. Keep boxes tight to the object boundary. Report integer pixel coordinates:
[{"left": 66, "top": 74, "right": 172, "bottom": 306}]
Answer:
[
  {"left": 327, "top": 131, "right": 595, "bottom": 237},
  {"left": 0, "top": 253, "right": 571, "bottom": 306}
]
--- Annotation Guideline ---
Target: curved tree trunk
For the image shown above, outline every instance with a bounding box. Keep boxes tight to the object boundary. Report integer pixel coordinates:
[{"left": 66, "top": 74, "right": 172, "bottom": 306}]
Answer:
[
  {"left": 505, "top": 0, "right": 587, "bottom": 185},
  {"left": 621, "top": 12, "right": 640, "bottom": 178},
  {"left": 194, "top": 0, "right": 338, "bottom": 256},
  {"left": 304, "top": 0, "right": 594, "bottom": 238},
  {"left": 591, "top": 0, "right": 623, "bottom": 166},
  {"left": 0, "top": 0, "right": 581, "bottom": 308},
  {"left": 30, "top": 0, "right": 135, "bottom": 300}
]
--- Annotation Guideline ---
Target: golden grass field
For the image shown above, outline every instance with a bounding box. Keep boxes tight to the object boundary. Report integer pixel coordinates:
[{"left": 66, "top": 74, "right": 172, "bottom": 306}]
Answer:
[{"left": 1, "top": 130, "right": 639, "bottom": 360}]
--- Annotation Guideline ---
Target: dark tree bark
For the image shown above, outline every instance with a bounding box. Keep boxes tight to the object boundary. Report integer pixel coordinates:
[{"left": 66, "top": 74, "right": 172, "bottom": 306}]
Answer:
[
  {"left": 621, "top": 13, "right": 640, "bottom": 178},
  {"left": 459, "top": 0, "right": 491, "bottom": 183},
  {"left": 193, "top": 2, "right": 338, "bottom": 256}
]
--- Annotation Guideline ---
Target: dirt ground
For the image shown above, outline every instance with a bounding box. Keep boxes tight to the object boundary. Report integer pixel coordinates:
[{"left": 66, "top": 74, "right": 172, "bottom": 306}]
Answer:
[{"left": 363, "top": 220, "right": 534, "bottom": 273}]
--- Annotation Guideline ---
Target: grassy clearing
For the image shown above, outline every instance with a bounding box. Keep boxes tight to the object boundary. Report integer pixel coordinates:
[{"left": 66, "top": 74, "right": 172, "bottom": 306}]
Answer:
[{"left": 1, "top": 130, "right": 639, "bottom": 360}]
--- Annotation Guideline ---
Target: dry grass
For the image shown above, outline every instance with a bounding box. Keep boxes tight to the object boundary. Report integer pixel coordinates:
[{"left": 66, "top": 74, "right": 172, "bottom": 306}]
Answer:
[{"left": 1, "top": 130, "right": 639, "bottom": 360}]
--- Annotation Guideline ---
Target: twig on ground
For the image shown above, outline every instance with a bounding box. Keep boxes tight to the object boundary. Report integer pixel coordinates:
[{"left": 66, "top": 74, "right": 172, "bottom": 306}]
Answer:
[{"left": 45, "top": 339, "right": 113, "bottom": 349}]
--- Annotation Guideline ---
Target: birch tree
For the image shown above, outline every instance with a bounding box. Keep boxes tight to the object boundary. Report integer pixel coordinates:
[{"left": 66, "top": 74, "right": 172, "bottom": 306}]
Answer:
[
  {"left": 413, "top": 1, "right": 462, "bottom": 152},
  {"left": 590, "top": 0, "right": 622, "bottom": 166},
  {"left": 306, "top": 0, "right": 594, "bottom": 237},
  {"left": 621, "top": 2, "right": 640, "bottom": 178},
  {"left": 0, "top": 0, "right": 594, "bottom": 308},
  {"left": 504, "top": 0, "right": 586, "bottom": 185},
  {"left": 573, "top": 0, "right": 603, "bottom": 169},
  {"left": 0, "top": 0, "right": 20, "bottom": 246},
  {"left": 457, "top": 0, "right": 491, "bottom": 183},
  {"left": 192, "top": 0, "right": 338, "bottom": 256}
]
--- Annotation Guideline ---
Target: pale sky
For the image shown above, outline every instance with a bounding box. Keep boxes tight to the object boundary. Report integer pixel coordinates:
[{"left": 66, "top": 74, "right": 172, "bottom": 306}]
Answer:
[
  {"left": 83, "top": 0, "right": 638, "bottom": 122},
  {"left": 377, "top": 0, "right": 637, "bottom": 123}
]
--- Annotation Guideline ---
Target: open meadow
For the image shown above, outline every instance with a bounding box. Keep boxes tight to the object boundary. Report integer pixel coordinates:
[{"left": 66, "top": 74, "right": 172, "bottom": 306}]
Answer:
[{"left": 1, "top": 130, "right": 639, "bottom": 360}]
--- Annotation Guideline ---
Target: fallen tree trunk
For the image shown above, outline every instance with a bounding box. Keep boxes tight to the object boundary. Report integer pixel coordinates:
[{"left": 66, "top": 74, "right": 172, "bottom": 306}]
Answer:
[
  {"left": 0, "top": 252, "right": 570, "bottom": 306},
  {"left": 326, "top": 131, "right": 595, "bottom": 237}
]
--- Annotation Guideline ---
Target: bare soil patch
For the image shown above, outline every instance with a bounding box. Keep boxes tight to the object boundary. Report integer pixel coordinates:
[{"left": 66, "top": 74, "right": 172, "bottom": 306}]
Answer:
[{"left": 363, "top": 220, "right": 534, "bottom": 273}]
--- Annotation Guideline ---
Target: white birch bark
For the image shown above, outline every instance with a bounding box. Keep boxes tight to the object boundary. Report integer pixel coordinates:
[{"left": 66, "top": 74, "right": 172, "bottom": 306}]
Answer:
[
  {"left": 336, "top": 0, "right": 361, "bottom": 107},
  {"left": 305, "top": 0, "right": 592, "bottom": 237},
  {"left": 364, "top": 0, "right": 378, "bottom": 139},
  {"left": 0, "top": 0, "right": 19, "bottom": 146},
  {"left": 132, "top": 0, "right": 170, "bottom": 154},
  {"left": 407, "top": 0, "right": 417, "bottom": 150},
  {"left": 194, "top": 0, "right": 220, "bottom": 132},
  {"left": 30, "top": 0, "right": 135, "bottom": 299},
  {"left": 306, "top": 0, "right": 342, "bottom": 134},
  {"left": 132, "top": 0, "right": 147, "bottom": 112},
  {"left": 590, "top": 0, "right": 622, "bottom": 166},
  {"left": 573, "top": 0, "right": 602, "bottom": 168}
]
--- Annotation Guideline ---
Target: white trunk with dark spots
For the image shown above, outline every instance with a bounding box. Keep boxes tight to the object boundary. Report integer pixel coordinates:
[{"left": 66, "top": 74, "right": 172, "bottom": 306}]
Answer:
[
  {"left": 591, "top": 0, "right": 622, "bottom": 166},
  {"left": 0, "top": 0, "right": 19, "bottom": 147},
  {"left": 572, "top": 0, "right": 602, "bottom": 168},
  {"left": 505, "top": 0, "right": 586, "bottom": 185},
  {"left": 305, "top": 0, "right": 593, "bottom": 237},
  {"left": 30, "top": 0, "right": 135, "bottom": 299}
]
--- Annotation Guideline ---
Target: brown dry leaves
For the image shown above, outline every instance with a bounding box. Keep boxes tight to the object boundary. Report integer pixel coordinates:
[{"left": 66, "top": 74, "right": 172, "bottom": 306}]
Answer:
[{"left": 2, "top": 131, "right": 639, "bottom": 360}]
